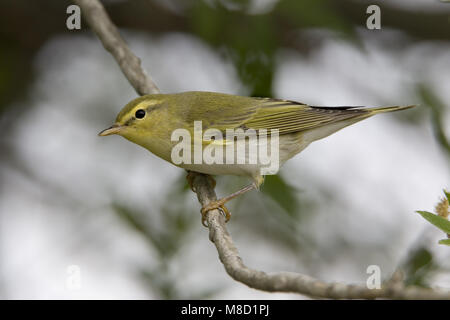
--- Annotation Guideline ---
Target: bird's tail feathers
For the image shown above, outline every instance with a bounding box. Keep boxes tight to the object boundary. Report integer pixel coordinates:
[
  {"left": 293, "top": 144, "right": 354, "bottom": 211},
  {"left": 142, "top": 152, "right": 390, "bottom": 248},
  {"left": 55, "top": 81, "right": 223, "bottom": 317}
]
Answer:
[{"left": 366, "top": 105, "right": 416, "bottom": 115}]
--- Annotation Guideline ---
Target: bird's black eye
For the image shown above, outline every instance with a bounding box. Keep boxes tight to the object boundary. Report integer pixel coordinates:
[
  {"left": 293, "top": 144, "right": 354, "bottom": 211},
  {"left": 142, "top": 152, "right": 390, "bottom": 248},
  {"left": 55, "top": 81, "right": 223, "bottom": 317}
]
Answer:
[{"left": 135, "top": 109, "right": 146, "bottom": 119}]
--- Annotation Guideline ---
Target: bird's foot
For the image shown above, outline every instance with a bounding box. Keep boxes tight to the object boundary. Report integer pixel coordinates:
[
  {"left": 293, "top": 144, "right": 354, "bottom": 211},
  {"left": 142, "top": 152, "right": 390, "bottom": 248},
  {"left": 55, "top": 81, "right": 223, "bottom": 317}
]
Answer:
[{"left": 200, "top": 199, "right": 231, "bottom": 227}]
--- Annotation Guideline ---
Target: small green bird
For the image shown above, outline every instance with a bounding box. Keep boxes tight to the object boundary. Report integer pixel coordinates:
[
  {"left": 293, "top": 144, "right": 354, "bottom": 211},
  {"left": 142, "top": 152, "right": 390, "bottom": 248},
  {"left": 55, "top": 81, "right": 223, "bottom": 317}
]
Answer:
[{"left": 99, "top": 91, "right": 414, "bottom": 225}]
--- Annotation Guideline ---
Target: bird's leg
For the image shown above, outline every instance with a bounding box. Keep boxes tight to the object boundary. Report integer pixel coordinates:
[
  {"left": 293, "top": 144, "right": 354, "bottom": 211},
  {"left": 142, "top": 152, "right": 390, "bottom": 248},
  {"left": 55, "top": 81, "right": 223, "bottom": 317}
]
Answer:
[{"left": 200, "top": 183, "right": 256, "bottom": 227}]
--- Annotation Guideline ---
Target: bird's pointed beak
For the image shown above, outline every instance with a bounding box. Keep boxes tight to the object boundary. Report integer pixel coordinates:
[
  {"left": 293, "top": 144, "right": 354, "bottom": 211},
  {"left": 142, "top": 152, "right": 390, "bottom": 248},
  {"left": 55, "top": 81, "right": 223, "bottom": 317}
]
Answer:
[{"left": 98, "top": 124, "right": 123, "bottom": 136}]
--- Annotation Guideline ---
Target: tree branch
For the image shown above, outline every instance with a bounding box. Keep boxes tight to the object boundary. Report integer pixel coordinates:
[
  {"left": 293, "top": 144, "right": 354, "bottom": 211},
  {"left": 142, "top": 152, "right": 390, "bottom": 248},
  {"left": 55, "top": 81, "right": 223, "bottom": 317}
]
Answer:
[
  {"left": 191, "top": 173, "right": 450, "bottom": 299},
  {"left": 76, "top": 0, "right": 450, "bottom": 299}
]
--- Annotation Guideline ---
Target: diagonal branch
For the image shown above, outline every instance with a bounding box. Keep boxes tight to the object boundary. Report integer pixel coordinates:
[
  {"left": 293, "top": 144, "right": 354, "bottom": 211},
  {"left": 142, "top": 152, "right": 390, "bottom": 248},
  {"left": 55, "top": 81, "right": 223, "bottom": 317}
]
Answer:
[
  {"left": 191, "top": 173, "right": 450, "bottom": 299},
  {"left": 75, "top": 0, "right": 450, "bottom": 299}
]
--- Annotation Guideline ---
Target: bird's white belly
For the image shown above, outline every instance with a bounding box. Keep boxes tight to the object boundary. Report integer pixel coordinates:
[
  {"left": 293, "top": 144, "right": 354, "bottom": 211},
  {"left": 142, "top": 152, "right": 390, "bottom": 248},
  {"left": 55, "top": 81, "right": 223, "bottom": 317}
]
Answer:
[{"left": 177, "top": 133, "right": 310, "bottom": 179}]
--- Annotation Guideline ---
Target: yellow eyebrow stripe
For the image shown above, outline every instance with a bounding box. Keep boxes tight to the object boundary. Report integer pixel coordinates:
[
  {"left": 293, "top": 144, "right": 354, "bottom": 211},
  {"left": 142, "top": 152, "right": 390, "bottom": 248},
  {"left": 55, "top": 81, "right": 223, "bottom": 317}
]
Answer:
[{"left": 134, "top": 100, "right": 158, "bottom": 111}]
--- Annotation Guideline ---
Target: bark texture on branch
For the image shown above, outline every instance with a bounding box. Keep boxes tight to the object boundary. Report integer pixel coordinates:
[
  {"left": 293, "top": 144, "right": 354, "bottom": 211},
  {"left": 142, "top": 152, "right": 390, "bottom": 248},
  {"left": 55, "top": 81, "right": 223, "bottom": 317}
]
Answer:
[{"left": 76, "top": 0, "right": 450, "bottom": 299}]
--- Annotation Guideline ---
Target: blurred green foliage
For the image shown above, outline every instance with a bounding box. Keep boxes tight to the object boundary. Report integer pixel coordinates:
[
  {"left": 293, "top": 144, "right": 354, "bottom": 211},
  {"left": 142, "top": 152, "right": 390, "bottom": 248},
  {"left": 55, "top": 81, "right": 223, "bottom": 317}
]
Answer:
[
  {"left": 418, "top": 84, "right": 450, "bottom": 158},
  {"left": 188, "top": 0, "right": 357, "bottom": 97},
  {"left": 276, "top": 0, "right": 353, "bottom": 34},
  {"left": 402, "top": 247, "right": 438, "bottom": 287},
  {"left": 190, "top": 1, "right": 277, "bottom": 96},
  {"left": 262, "top": 174, "right": 299, "bottom": 217}
]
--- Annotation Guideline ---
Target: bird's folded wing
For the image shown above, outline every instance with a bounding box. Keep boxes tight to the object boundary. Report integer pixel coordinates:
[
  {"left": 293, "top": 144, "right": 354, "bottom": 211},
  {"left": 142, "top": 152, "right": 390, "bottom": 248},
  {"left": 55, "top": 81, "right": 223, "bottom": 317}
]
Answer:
[{"left": 214, "top": 98, "right": 370, "bottom": 135}]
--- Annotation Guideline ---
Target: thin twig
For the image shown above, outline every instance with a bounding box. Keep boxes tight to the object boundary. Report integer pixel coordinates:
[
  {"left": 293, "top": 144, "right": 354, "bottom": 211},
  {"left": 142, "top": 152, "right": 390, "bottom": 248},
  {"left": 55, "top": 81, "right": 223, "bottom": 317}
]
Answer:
[{"left": 76, "top": 0, "right": 450, "bottom": 299}]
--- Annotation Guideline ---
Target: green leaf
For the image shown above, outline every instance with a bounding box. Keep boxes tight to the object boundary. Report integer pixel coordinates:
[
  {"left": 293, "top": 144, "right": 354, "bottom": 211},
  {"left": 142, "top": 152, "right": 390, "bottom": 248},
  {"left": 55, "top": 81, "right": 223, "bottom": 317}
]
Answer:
[
  {"left": 416, "top": 210, "right": 450, "bottom": 233},
  {"left": 438, "top": 239, "right": 450, "bottom": 246}
]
